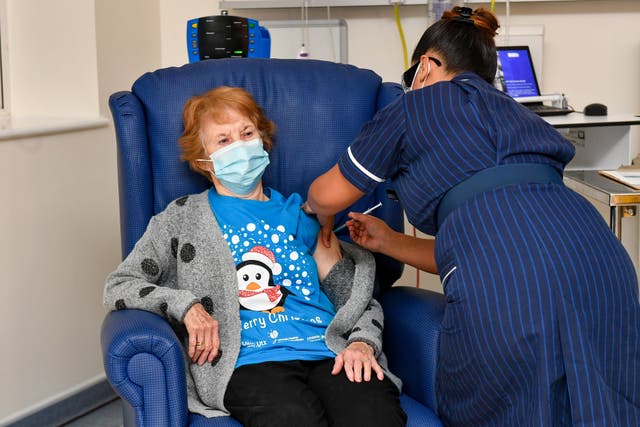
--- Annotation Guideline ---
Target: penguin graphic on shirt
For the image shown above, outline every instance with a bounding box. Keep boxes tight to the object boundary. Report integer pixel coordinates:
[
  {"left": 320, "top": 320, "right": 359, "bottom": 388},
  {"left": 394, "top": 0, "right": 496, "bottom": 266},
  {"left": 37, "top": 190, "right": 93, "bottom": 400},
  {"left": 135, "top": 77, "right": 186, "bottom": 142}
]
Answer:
[{"left": 236, "top": 246, "right": 290, "bottom": 313}]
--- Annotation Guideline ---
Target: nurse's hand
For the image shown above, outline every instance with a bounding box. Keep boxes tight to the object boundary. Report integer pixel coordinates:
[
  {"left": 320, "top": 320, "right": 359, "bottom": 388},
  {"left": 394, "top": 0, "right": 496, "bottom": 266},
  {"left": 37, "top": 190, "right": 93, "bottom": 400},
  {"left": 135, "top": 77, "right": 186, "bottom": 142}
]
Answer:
[
  {"left": 346, "top": 212, "right": 395, "bottom": 253},
  {"left": 332, "top": 341, "right": 384, "bottom": 382},
  {"left": 184, "top": 303, "right": 220, "bottom": 366},
  {"left": 313, "top": 231, "right": 342, "bottom": 282},
  {"left": 317, "top": 213, "right": 336, "bottom": 248},
  {"left": 301, "top": 201, "right": 335, "bottom": 248}
]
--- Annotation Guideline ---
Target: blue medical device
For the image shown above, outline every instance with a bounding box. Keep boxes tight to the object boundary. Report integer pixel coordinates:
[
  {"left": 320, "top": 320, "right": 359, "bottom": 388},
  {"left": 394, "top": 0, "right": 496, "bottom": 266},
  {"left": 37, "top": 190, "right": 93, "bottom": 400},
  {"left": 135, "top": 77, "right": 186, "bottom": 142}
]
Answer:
[{"left": 187, "top": 12, "right": 270, "bottom": 63}]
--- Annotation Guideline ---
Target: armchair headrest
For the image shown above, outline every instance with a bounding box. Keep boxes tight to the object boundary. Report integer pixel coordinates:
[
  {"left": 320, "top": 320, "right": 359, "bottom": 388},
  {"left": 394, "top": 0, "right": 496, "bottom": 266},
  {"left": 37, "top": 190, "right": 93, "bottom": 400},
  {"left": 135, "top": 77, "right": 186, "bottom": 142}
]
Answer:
[
  {"left": 111, "top": 58, "right": 404, "bottom": 289},
  {"left": 131, "top": 58, "right": 389, "bottom": 212}
]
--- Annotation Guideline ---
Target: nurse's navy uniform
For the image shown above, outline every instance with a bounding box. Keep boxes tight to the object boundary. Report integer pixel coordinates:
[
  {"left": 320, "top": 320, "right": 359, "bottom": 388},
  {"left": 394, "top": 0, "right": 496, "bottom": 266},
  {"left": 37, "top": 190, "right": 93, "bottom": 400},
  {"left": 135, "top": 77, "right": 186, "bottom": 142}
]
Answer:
[{"left": 338, "top": 72, "right": 640, "bottom": 426}]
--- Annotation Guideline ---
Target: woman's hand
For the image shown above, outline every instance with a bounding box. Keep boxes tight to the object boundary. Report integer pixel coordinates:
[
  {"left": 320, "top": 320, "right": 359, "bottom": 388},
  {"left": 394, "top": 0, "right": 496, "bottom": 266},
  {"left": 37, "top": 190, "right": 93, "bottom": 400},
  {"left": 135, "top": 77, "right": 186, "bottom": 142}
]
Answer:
[
  {"left": 332, "top": 341, "right": 384, "bottom": 382},
  {"left": 184, "top": 303, "right": 220, "bottom": 366},
  {"left": 346, "top": 212, "right": 396, "bottom": 253}
]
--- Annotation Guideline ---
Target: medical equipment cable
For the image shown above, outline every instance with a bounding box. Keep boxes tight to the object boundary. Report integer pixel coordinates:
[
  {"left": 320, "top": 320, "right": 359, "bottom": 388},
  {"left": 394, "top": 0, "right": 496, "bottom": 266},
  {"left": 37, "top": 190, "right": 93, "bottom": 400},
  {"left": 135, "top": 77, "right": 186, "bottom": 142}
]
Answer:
[
  {"left": 392, "top": 3, "right": 420, "bottom": 287},
  {"left": 393, "top": 4, "right": 409, "bottom": 70},
  {"left": 298, "top": 1, "right": 310, "bottom": 58}
]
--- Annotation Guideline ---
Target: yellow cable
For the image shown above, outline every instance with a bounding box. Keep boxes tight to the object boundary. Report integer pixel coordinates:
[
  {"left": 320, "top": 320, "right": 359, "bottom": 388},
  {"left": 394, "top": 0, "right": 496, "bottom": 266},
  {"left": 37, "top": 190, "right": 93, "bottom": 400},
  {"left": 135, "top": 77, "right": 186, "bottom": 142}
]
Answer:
[
  {"left": 393, "top": 4, "right": 409, "bottom": 69},
  {"left": 393, "top": 3, "right": 414, "bottom": 285},
  {"left": 490, "top": 0, "right": 496, "bottom": 12}
]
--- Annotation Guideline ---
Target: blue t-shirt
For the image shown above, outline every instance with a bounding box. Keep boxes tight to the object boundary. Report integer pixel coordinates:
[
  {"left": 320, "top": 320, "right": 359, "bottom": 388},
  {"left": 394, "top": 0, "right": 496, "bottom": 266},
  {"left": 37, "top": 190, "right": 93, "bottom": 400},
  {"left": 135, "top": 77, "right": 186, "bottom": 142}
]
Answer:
[{"left": 208, "top": 187, "right": 336, "bottom": 367}]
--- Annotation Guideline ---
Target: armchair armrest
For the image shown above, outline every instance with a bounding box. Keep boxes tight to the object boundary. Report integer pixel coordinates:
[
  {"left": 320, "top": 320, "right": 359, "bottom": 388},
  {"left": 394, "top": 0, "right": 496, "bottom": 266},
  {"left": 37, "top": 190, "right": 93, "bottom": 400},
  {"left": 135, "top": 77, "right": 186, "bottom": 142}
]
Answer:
[
  {"left": 101, "top": 309, "right": 189, "bottom": 427},
  {"left": 381, "top": 287, "right": 445, "bottom": 412}
]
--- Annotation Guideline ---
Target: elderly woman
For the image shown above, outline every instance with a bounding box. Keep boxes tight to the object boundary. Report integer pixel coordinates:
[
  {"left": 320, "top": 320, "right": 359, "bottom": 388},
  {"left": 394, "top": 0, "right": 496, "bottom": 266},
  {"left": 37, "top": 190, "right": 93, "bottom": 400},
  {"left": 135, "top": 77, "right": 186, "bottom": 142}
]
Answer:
[{"left": 104, "top": 86, "right": 406, "bottom": 427}]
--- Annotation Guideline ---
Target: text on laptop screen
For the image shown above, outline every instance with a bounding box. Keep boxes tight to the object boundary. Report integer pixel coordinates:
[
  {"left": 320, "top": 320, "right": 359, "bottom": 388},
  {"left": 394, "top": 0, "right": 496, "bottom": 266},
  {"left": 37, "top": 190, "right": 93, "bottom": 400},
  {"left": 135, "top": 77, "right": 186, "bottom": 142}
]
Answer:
[{"left": 496, "top": 47, "right": 541, "bottom": 98}]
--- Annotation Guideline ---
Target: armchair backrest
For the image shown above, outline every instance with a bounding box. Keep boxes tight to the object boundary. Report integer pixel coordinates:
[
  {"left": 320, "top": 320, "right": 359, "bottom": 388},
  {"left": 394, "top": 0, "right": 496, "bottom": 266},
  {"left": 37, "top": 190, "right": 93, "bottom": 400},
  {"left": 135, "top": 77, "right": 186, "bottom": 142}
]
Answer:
[{"left": 109, "top": 58, "right": 404, "bottom": 290}]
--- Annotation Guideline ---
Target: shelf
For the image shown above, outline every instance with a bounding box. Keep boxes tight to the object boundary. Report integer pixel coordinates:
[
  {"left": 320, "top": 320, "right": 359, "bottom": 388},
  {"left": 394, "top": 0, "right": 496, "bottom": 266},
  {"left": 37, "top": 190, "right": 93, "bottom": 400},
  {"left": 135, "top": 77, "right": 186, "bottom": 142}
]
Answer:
[
  {"left": 565, "top": 170, "right": 640, "bottom": 207},
  {"left": 219, "top": 0, "right": 575, "bottom": 9}
]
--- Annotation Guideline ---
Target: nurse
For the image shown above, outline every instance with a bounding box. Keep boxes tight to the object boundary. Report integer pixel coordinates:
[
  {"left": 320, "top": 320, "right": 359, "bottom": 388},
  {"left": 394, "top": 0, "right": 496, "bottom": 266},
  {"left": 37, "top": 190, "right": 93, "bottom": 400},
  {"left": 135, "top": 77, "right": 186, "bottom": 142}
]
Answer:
[{"left": 305, "top": 6, "right": 640, "bottom": 426}]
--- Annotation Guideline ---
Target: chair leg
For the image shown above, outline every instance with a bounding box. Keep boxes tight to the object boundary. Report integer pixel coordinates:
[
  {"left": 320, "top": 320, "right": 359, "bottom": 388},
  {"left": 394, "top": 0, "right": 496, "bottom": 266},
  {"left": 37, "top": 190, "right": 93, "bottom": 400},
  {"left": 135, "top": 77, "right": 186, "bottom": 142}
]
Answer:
[{"left": 122, "top": 399, "right": 137, "bottom": 427}]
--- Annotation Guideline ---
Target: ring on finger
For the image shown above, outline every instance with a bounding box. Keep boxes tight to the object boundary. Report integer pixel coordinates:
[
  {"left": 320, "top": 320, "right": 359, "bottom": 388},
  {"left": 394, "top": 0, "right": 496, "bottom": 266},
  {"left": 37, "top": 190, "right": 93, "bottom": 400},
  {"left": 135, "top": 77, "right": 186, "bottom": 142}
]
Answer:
[{"left": 195, "top": 341, "right": 204, "bottom": 347}]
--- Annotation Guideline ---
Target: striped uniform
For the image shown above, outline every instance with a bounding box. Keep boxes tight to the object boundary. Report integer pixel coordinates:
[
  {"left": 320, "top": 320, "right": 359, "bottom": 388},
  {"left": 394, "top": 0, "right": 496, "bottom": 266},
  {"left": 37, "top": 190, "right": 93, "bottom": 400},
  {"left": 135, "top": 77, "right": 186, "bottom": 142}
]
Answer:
[{"left": 338, "top": 72, "right": 640, "bottom": 426}]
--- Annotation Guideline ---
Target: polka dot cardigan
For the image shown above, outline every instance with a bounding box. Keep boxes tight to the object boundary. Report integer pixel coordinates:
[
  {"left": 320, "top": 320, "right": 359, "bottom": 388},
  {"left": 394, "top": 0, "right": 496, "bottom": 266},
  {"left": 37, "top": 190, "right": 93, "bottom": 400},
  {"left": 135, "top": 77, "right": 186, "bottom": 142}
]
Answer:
[{"left": 104, "top": 190, "right": 401, "bottom": 418}]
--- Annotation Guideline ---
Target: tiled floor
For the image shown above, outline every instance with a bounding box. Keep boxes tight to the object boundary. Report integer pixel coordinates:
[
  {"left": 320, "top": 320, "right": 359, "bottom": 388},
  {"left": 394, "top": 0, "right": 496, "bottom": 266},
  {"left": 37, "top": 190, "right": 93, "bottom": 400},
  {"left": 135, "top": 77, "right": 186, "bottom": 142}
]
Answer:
[{"left": 62, "top": 399, "right": 123, "bottom": 427}]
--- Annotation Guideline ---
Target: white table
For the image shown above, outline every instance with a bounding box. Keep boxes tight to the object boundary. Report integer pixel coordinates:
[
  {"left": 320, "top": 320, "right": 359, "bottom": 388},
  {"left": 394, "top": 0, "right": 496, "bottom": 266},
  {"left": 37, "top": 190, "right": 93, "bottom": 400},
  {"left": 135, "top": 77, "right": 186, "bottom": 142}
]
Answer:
[
  {"left": 544, "top": 113, "right": 640, "bottom": 170},
  {"left": 550, "top": 113, "right": 640, "bottom": 279}
]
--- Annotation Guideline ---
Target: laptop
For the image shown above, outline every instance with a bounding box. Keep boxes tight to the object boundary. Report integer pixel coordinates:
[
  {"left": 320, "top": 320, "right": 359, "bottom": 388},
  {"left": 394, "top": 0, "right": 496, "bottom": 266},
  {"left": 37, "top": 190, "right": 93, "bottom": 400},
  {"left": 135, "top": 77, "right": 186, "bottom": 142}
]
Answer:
[{"left": 495, "top": 46, "right": 573, "bottom": 116}]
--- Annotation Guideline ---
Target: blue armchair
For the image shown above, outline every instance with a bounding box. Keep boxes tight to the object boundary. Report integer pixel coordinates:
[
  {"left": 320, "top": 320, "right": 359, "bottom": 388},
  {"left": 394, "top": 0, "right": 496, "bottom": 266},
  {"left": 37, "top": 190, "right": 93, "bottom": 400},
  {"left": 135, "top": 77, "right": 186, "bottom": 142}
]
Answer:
[{"left": 102, "top": 58, "right": 446, "bottom": 426}]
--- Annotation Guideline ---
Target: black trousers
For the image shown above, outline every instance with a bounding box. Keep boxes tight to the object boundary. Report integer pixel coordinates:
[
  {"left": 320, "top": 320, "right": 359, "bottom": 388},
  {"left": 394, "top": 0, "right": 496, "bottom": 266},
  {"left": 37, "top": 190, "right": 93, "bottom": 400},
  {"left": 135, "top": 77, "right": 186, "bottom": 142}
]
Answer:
[{"left": 223, "top": 359, "right": 407, "bottom": 427}]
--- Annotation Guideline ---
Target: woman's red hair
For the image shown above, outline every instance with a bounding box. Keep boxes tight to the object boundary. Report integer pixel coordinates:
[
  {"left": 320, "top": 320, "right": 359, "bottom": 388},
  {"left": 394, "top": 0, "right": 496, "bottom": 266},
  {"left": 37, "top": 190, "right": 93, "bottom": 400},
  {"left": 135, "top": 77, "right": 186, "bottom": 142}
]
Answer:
[{"left": 179, "top": 86, "right": 276, "bottom": 181}]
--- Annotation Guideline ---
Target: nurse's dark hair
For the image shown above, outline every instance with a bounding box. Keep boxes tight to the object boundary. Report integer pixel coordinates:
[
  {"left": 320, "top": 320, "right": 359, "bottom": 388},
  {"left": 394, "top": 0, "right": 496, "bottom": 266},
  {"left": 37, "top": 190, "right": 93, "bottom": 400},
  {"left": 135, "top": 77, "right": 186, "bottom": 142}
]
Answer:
[{"left": 411, "top": 6, "right": 499, "bottom": 84}]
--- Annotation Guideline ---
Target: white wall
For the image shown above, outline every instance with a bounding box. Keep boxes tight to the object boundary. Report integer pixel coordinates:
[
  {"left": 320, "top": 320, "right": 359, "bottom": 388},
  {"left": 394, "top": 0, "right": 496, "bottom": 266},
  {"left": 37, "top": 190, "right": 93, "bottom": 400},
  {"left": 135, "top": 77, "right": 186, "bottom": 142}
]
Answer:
[
  {"left": 178, "top": 1, "right": 640, "bottom": 116},
  {"left": 160, "top": 0, "right": 217, "bottom": 67},
  {"left": 96, "top": 0, "right": 162, "bottom": 116},
  {"left": 0, "top": 0, "right": 160, "bottom": 423},
  {"left": 5, "top": 0, "right": 100, "bottom": 117},
  {"left": 2, "top": 0, "right": 639, "bottom": 421}
]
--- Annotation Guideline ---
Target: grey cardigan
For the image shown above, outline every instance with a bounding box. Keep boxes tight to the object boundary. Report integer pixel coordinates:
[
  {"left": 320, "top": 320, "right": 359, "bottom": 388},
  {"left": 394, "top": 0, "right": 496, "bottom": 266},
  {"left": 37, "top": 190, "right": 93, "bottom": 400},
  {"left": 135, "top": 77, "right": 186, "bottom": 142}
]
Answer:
[{"left": 104, "top": 190, "right": 401, "bottom": 417}]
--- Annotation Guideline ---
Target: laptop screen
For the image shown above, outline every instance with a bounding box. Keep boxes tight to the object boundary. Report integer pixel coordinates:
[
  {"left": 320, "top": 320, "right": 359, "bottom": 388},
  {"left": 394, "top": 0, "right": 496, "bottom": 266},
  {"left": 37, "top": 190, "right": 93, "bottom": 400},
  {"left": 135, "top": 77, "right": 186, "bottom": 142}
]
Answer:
[{"left": 495, "top": 46, "right": 541, "bottom": 98}]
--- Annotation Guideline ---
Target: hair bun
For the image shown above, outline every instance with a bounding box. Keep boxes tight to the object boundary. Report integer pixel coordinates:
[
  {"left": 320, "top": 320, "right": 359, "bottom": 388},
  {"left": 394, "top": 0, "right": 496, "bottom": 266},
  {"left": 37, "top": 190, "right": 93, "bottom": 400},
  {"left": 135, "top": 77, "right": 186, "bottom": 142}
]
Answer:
[{"left": 442, "top": 6, "right": 499, "bottom": 37}]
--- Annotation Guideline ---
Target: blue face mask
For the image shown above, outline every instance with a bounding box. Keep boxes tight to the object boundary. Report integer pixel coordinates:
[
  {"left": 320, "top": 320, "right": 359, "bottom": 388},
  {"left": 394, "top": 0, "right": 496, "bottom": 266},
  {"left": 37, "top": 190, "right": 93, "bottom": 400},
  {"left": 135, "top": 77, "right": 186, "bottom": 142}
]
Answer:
[{"left": 210, "top": 138, "right": 270, "bottom": 195}]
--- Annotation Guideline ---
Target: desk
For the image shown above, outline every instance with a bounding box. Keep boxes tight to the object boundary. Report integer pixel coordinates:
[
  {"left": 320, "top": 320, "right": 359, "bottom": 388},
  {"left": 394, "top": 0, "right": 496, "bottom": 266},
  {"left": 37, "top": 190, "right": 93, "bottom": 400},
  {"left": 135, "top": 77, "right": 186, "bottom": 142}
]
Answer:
[
  {"left": 553, "top": 115, "right": 640, "bottom": 278},
  {"left": 544, "top": 113, "right": 640, "bottom": 170},
  {"left": 564, "top": 170, "right": 640, "bottom": 239},
  {"left": 545, "top": 113, "right": 640, "bottom": 129},
  {"left": 564, "top": 170, "right": 640, "bottom": 279}
]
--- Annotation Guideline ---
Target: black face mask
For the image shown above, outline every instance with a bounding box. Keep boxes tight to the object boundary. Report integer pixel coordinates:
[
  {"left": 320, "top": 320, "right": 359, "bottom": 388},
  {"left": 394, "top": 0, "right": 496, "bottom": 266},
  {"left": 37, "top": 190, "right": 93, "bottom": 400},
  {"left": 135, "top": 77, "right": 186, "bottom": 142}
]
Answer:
[
  {"left": 401, "top": 62, "right": 420, "bottom": 91},
  {"left": 401, "top": 57, "right": 442, "bottom": 92}
]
